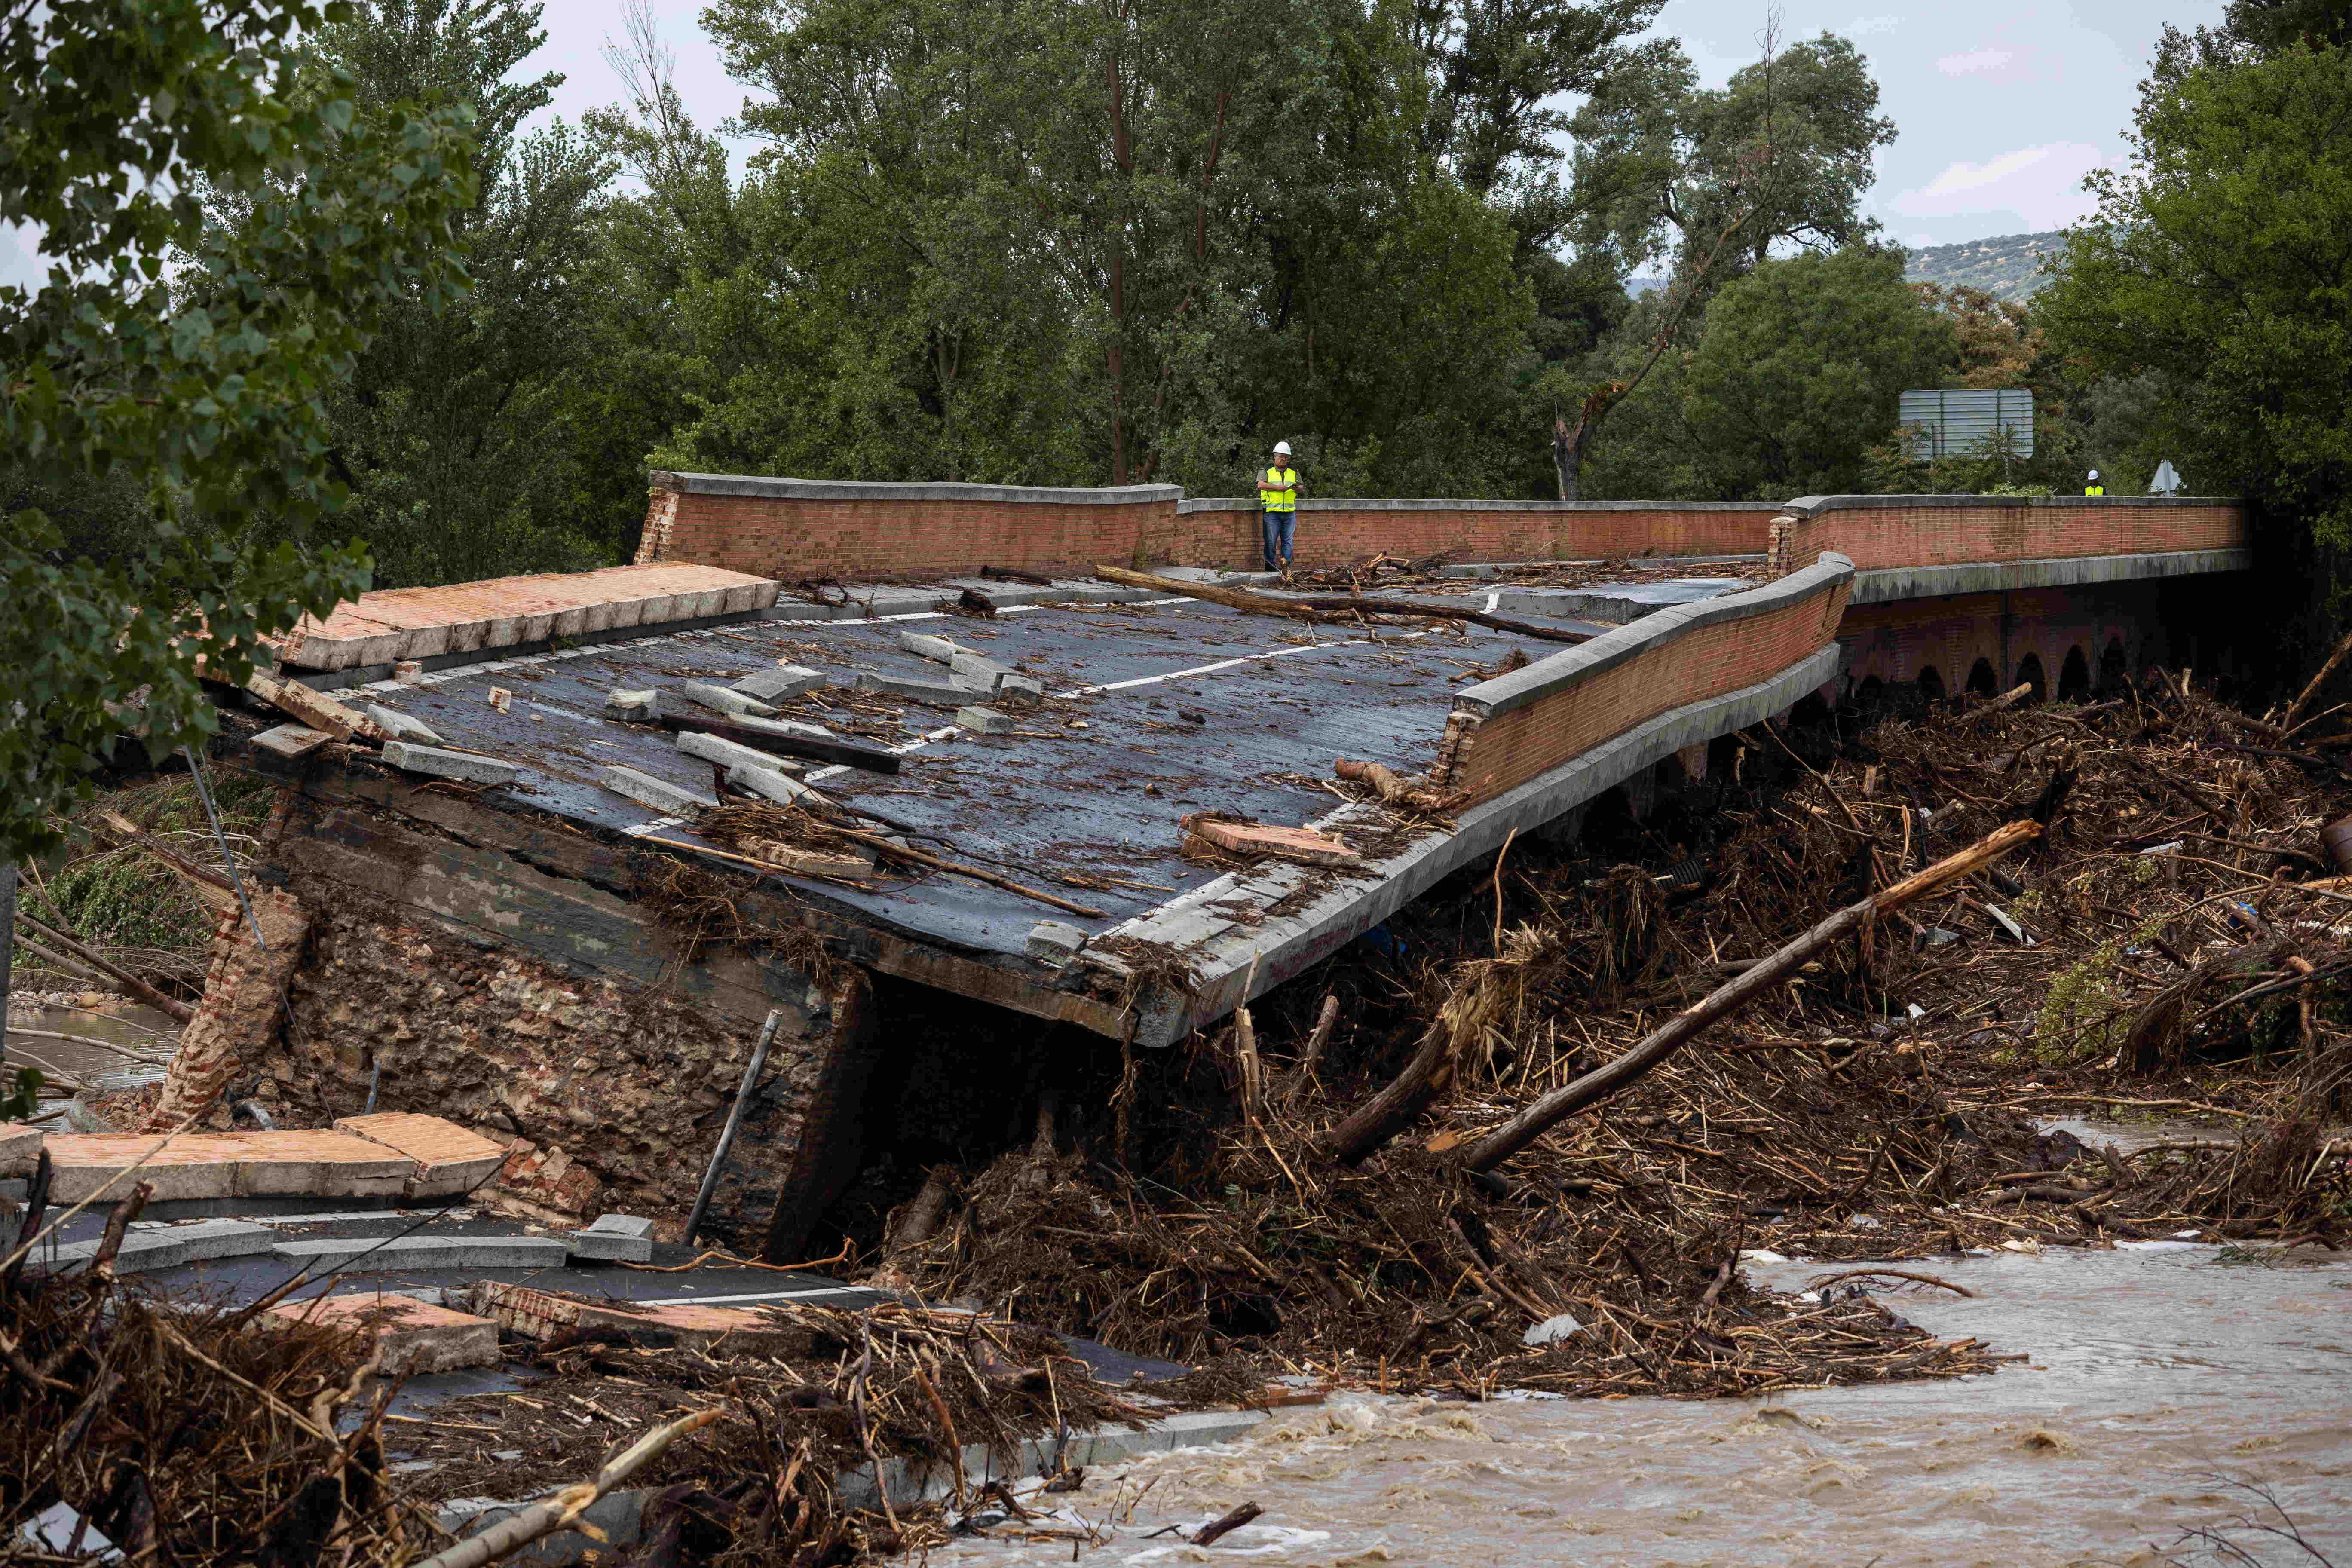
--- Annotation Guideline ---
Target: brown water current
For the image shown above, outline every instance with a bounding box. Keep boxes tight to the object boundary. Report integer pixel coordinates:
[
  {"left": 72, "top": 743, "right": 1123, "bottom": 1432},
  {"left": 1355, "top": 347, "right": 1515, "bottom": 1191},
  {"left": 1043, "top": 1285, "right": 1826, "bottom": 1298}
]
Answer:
[
  {"left": 934, "top": 1243, "right": 2352, "bottom": 1567},
  {"left": 3, "top": 1003, "right": 178, "bottom": 1109}
]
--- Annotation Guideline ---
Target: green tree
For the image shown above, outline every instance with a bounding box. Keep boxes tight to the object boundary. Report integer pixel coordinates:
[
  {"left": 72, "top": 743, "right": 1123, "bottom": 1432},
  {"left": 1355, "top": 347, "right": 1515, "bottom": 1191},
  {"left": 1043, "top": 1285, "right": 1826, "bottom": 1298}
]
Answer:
[
  {"left": 2, "top": 0, "right": 473, "bottom": 864},
  {"left": 2037, "top": 37, "right": 2352, "bottom": 554},
  {"left": 1585, "top": 246, "right": 1953, "bottom": 499},
  {"left": 293, "top": 0, "right": 619, "bottom": 587}
]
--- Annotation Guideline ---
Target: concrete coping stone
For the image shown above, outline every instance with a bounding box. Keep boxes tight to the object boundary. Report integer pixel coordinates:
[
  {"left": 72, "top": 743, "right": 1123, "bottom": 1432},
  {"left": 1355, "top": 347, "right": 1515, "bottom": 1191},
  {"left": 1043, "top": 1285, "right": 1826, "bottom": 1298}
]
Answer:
[
  {"left": 364, "top": 704, "right": 444, "bottom": 745},
  {"left": 1782, "top": 492, "right": 2239, "bottom": 517},
  {"left": 600, "top": 765, "right": 718, "bottom": 816},
  {"left": 381, "top": 742, "right": 524, "bottom": 787},
  {"left": 855, "top": 672, "right": 978, "bottom": 706},
  {"left": 252, "top": 723, "right": 335, "bottom": 761},
  {"left": 1453, "top": 551, "right": 1854, "bottom": 722},
  {"left": 20, "top": 1218, "right": 278, "bottom": 1278},
  {"left": 678, "top": 729, "right": 810, "bottom": 777},
  {"left": 733, "top": 665, "right": 827, "bottom": 702},
  {"left": 955, "top": 706, "right": 1013, "bottom": 734},
  {"left": 653, "top": 471, "right": 1183, "bottom": 506},
  {"left": 1175, "top": 496, "right": 1782, "bottom": 514},
  {"left": 725, "top": 764, "right": 821, "bottom": 808},
  {"left": 680, "top": 681, "right": 777, "bottom": 719},
  {"left": 273, "top": 1234, "right": 574, "bottom": 1272}
]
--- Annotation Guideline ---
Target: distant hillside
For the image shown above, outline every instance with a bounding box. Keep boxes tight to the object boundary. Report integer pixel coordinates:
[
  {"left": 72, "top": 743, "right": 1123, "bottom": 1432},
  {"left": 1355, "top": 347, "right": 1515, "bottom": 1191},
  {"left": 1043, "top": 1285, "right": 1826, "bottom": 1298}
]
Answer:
[{"left": 1904, "top": 231, "right": 2067, "bottom": 301}]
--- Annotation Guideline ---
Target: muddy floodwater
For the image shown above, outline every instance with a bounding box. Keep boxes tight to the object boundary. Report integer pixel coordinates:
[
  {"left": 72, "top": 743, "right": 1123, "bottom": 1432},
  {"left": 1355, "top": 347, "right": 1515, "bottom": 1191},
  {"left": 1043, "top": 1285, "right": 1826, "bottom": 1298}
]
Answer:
[
  {"left": 5, "top": 1003, "right": 178, "bottom": 1106},
  {"left": 934, "top": 1243, "right": 2352, "bottom": 1567}
]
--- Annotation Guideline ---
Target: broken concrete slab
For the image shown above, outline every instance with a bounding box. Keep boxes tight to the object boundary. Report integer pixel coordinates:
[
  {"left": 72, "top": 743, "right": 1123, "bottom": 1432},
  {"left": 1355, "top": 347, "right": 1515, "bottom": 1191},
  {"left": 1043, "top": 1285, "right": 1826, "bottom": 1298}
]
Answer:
[
  {"left": 1182, "top": 815, "right": 1360, "bottom": 867},
  {"left": 724, "top": 764, "right": 824, "bottom": 809},
  {"left": 1026, "top": 922, "right": 1086, "bottom": 965},
  {"left": 381, "top": 742, "right": 523, "bottom": 787},
  {"left": 599, "top": 765, "right": 717, "bottom": 817},
  {"left": 472, "top": 1281, "right": 817, "bottom": 1356},
  {"left": 567, "top": 1213, "right": 656, "bottom": 1263},
  {"left": 245, "top": 670, "right": 387, "bottom": 743},
  {"left": 334, "top": 1112, "right": 508, "bottom": 1198},
  {"left": 0, "top": 1123, "right": 44, "bottom": 1173},
  {"left": 34, "top": 1131, "right": 417, "bottom": 1204},
  {"left": 678, "top": 729, "right": 808, "bottom": 777},
  {"left": 996, "top": 674, "right": 1046, "bottom": 704},
  {"left": 896, "top": 631, "right": 966, "bottom": 663},
  {"left": 273, "top": 1234, "right": 573, "bottom": 1274},
  {"left": 854, "top": 672, "right": 974, "bottom": 706},
  {"left": 734, "top": 664, "right": 827, "bottom": 703},
  {"left": 266, "top": 1292, "right": 502, "bottom": 1375},
  {"left": 252, "top": 723, "right": 335, "bottom": 762},
  {"left": 364, "top": 704, "right": 445, "bottom": 746},
  {"left": 948, "top": 651, "right": 1013, "bottom": 690},
  {"left": 680, "top": 681, "right": 777, "bottom": 719},
  {"left": 22, "top": 1218, "right": 276, "bottom": 1277},
  {"left": 604, "top": 689, "right": 658, "bottom": 721},
  {"left": 955, "top": 705, "right": 1012, "bottom": 734}
]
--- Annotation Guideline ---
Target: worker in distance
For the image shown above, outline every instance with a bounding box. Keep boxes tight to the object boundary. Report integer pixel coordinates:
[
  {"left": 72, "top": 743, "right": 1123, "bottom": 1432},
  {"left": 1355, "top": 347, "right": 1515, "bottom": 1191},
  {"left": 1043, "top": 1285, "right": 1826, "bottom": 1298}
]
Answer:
[{"left": 1259, "top": 440, "right": 1301, "bottom": 573}]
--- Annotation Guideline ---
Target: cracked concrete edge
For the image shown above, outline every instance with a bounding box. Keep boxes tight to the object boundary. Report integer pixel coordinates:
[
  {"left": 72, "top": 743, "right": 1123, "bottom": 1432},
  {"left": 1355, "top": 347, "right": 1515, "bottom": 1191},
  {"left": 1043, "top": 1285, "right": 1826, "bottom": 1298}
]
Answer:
[
  {"left": 1844, "top": 548, "right": 2254, "bottom": 604},
  {"left": 1127, "top": 643, "right": 1845, "bottom": 1047},
  {"left": 436, "top": 1409, "right": 1275, "bottom": 1564},
  {"left": 1452, "top": 554, "right": 1853, "bottom": 723}
]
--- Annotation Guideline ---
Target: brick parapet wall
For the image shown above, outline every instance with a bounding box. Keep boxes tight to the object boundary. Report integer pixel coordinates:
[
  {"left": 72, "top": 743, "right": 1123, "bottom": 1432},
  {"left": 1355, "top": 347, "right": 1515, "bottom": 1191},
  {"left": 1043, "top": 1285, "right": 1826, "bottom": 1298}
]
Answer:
[
  {"left": 1767, "top": 495, "right": 2247, "bottom": 576},
  {"left": 1434, "top": 554, "right": 1855, "bottom": 808},
  {"left": 637, "top": 474, "right": 1780, "bottom": 580}
]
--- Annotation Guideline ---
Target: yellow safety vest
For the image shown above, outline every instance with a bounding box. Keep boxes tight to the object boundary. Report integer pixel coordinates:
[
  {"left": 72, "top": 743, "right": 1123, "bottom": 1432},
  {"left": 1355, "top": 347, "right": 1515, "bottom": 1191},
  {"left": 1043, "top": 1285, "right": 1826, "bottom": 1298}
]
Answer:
[
  {"left": 1260, "top": 466, "right": 1298, "bottom": 512},
  {"left": 2085, "top": 484, "right": 2105, "bottom": 496}
]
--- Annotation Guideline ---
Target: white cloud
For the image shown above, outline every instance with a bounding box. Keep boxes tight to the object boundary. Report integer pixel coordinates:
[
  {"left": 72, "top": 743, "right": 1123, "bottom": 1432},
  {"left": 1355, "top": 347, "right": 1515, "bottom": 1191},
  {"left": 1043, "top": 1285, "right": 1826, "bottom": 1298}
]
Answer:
[
  {"left": 1936, "top": 43, "right": 2047, "bottom": 84},
  {"left": 1890, "top": 143, "right": 2107, "bottom": 229},
  {"left": 0, "top": 222, "right": 47, "bottom": 294}
]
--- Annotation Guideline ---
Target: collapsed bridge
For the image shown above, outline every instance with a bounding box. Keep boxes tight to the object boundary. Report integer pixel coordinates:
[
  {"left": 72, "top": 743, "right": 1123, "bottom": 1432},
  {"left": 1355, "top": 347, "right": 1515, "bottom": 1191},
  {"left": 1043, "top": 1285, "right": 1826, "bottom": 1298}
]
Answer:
[{"left": 149, "top": 477, "right": 2249, "bottom": 1258}]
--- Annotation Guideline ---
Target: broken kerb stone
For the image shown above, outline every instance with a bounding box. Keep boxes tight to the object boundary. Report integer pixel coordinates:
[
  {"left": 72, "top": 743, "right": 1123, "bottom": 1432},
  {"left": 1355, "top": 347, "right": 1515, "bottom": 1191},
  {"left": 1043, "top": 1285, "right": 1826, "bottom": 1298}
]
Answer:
[
  {"left": 1026, "top": 921, "right": 1087, "bottom": 965},
  {"left": 568, "top": 1213, "right": 656, "bottom": 1263},
  {"left": 251, "top": 723, "right": 334, "bottom": 762},
  {"left": 726, "top": 763, "right": 822, "bottom": 808},
  {"left": 956, "top": 705, "right": 1014, "bottom": 735},
  {"left": 599, "top": 765, "right": 718, "bottom": 817},
  {"left": 855, "top": 671, "right": 976, "bottom": 707},
  {"left": 681, "top": 680, "right": 778, "bottom": 719},
  {"left": 996, "top": 674, "right": 1047, "bottom": 705},
  {"left": 381, "top": 741, "right": 523, "bottom": 787},
  {"left": 605, "top": 688, "right": 658, "bottom": 721},
  {"left": 896, "top": 631, "right": 966, "bottom": 663},
  {"left": 678, "top": 729, "right": 805, "bottom": 775},
  {"left": 949, "top": 651, "right": 1014, "bottom": 690},
  {"left": 364, "top": 703, "right": 444, "bottom": 746},
  {"left": 25, "top": 1219, "right": 276, "bottom": 1278},
  {"left": 734, "top": 664, "right": 827, "bottom": 703},
  {"left": 272, "top": 1235, "right": 573, "bottom": 1273}
]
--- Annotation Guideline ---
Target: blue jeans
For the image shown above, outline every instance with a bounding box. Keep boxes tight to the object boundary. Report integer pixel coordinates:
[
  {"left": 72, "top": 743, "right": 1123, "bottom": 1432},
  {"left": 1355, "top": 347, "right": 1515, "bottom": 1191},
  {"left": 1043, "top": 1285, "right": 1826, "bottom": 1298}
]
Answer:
[{"left": 1262, "top": 509, "right": 1295, "bottom": 570}]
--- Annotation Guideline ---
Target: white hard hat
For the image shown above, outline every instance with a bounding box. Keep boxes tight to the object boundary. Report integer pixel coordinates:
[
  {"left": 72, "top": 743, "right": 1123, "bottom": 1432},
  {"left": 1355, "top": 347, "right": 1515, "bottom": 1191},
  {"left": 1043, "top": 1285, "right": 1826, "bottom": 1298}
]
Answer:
[
  {"left": 1273, "top": 441, "right": 1292, "bottom": 455},
  {"left": 2088, "top": 469, "right": 2100, "bottom": 480}
]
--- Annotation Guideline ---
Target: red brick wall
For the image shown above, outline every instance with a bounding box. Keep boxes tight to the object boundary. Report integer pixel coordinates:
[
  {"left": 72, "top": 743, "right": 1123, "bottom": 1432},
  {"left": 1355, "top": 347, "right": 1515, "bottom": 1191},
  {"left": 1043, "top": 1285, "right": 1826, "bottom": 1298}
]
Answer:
[
  {"left": 1435, "top": 570, "right": 1852, "bottom": 808},
  {"left": 1768, "top": 498, "right": 2246, "bottom": 576},
  {"left": 637, "top": 490, "right": 1196, "bottom": 580},
  {"left": 635, "top": 486, "right": 1778, "bottom": 580}
]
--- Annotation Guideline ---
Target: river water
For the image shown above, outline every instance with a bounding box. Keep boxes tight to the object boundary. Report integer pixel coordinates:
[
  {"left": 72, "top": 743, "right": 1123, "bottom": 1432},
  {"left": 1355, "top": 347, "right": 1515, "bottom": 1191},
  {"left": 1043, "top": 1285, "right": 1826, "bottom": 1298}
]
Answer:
[
  {"left": 935, "top": 1242, "right": 2352, "bottom": 1567},
  {"left": 2, "top": 1001, "right": 178, "bottom": 1110}
]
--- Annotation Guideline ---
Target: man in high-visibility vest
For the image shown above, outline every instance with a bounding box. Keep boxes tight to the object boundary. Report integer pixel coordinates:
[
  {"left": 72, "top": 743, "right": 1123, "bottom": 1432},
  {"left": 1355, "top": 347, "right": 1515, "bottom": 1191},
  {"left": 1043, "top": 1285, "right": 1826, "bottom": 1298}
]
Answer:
[
  {"left": 2084, "top": 469, "right": 2105, "bottom": 496},
  {"left": 1258, "top": 441, "right": 1300, "bottom": 572}
]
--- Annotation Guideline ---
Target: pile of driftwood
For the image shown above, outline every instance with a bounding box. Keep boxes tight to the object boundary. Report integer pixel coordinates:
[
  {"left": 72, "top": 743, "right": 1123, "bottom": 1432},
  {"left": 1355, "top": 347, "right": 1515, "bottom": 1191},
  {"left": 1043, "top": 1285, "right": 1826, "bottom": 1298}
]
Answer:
[{"left": 868, "top": 665, "right": 2351, "bottom": 1387}]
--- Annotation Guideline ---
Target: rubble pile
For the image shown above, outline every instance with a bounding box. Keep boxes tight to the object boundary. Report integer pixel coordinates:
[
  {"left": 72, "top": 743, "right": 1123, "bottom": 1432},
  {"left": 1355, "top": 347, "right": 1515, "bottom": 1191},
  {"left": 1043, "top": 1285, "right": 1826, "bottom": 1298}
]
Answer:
[{"left": 865, "top": 667, "right": 2350, "bottom": 1395}]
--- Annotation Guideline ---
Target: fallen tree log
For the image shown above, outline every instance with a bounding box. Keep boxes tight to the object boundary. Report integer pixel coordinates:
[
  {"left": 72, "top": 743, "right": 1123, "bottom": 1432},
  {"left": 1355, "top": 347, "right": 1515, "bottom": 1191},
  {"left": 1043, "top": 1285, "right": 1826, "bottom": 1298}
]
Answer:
[
  {"left": 1459, "top": 819, "right": 2044, "bottom": 1173},
  {"left": 13, "top": 910, "right": 196, "bottom": 1024},
  {"left": 1091, "top": 564, "right": 1596, "bottom": 646}
]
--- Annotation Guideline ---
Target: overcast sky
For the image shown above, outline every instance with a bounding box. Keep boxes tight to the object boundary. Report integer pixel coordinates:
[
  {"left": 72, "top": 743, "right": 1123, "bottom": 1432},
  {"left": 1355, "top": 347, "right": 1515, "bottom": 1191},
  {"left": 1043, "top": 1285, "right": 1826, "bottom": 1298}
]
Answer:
[{"left": 0, "top": 0, "right": 2224, "bottom": 290}]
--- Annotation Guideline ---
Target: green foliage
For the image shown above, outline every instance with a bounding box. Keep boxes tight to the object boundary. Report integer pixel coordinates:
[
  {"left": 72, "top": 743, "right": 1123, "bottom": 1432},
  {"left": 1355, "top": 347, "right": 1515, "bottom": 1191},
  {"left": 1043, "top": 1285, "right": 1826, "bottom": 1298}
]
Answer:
[
  {"left": 2037, "top": 37, "right": 2352, "bottom": 551},
  {"left": 292, "top": 1, "right": 620, "bottom": 587},
  {"left": 1, "top": 0, "right": 475, "bottom": 861},
  {"left": 0, "top": 1068, "right": 40, "bottom": 1124},
  {"left": 1586, "top": 247, "right": 1953, "bottom": 499}
]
